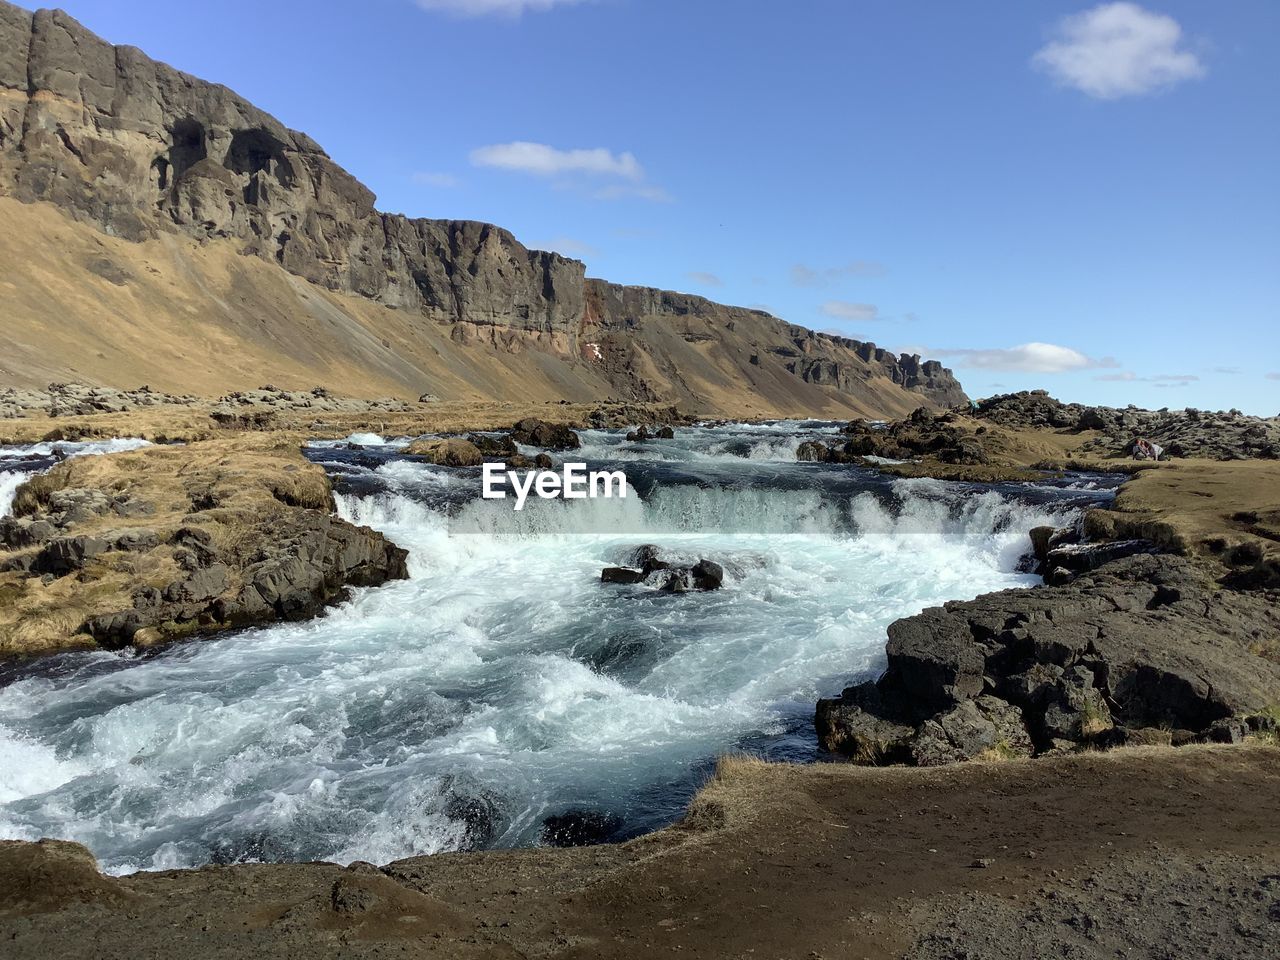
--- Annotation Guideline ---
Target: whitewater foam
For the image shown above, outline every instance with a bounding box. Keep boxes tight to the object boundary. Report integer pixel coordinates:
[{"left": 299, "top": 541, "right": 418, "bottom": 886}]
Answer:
[{"left": 0, "top": 423, "right": 1111, "bottom": 874}]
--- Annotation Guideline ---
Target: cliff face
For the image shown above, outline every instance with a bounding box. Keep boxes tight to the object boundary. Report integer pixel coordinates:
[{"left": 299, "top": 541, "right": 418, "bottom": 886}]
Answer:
[{"left": 0, "top": 3, "right": 965, "bottom": 413}]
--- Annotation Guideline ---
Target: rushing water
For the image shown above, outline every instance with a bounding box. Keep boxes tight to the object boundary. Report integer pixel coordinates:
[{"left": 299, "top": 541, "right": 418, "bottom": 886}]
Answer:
[
  {"left": 0, "top": 423, "right": 1120, "bottom": 874},
  {"left": 0, "top": 438, "right": 153, "bottom": 516}
]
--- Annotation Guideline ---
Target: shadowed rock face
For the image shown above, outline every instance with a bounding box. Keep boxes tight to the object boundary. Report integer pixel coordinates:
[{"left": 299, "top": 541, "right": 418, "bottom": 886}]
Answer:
[
  {"left": 817, "top": 554, "right": 1280, "bottom": 764},
  {"left": 0, "top": 2, "right": 964, "bottom": 411},
  {"left": 0, "top": 5, "right": 583, "bottom": 336}
]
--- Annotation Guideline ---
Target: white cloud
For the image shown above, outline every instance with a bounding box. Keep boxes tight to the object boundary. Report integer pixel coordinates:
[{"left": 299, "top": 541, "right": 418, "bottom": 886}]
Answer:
[
  {"left": 1266, "top": 372, "right": 1280, "bottom": 381},
  {"left": 415, "top": 0, "right": 589, "bottom": 17},
  {"left": 592, "top": 183, "right": 674, "bottom": 203},
  {"left": 820, "top": 301, "right": 880, "bottom": 323},
  {"left": 791, "top": 260, "right": 887, "bottom": 287},
  {"left": 471, "top": 142, "right": 643, "bottom": 180},
  {"left": 534, "top": 236, "right": 599, "bottom": 259},
  {"left": 411, "top": 171, "right": 460, "bottom": 188},
  {"left": 686, "top": 271, "right": 723, "bottom": 288},
  {"left": 1095, "top": 371, "right": 1199, "bottom": 382},
  {"left": 1033, "top": 2, "right": 1205, "bottom": 99},
  {"left": 934, "top": 342, "right": 1119, "bottom": 373},
  {"left": 471, "top": 141, "right": 669, "bottom": 202}
]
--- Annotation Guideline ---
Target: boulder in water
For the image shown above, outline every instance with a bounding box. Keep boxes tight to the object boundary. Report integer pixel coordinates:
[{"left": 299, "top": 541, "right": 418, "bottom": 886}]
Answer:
[
  {"left": 405, "top": 438, "right": 484, "bottom": 467},
  {"left": 600, "top": 548, "right": 725, "bottom": 592},
  {"left": 601, "top": 567, "right": 646, "bottom": 585},
  {"left": 511, "top": 418, "right": 580, "bottom": 451},
  {"left": 466, "top": 433, "right": 517, "bottom": 457},
  {"left": 690, "top": 559, "right": 724, "bottom": 590},
  {"left": 795, "top": 440, "right": 831, "bottom": 462}
]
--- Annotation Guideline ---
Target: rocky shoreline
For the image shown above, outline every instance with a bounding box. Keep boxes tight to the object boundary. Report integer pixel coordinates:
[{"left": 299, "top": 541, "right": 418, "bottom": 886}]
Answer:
[
  {"left": 0, "top": 437, "right": 409, "bottom": 657},
  {"left": 813, "top": 392, "right": 1280, "bottom": 767},
  {"left": 0, "top": 399, "right": 693, "bottom": 657},
  {"left": 3, "top": 745, "right": 1278, "bottom": 958},
  {"left": 816, "top": 552, "right": 1280, "bottom": 764},
  {"left": 1, "top": 392, "right": 1278, "bottom": 957}
]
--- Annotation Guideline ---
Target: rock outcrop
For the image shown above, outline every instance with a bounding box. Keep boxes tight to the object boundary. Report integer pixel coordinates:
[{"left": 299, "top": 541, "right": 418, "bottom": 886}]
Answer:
[
  {"left": 0, "top": 437, "right": 407, "bottom": 657},
  {"left": 816, "top": 554, "right": 1280, "bottom": 763},
  {"left": 974, "top": 391, "right": 1280, "bottom": 460},
  {"left": 0, "top": 3, "right": 964, "bottom": 415},
  {"left": 798, "top": 407, "right": 990, "bottom": 465},
  {"left": 0, "top": 5, "right": 582, "bottom": 338}
]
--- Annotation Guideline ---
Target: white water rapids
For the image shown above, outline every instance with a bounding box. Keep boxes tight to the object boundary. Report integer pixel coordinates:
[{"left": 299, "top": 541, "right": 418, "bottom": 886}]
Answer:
[{"left": 0, "top": 423, "right": 1118, "bottom": 873}]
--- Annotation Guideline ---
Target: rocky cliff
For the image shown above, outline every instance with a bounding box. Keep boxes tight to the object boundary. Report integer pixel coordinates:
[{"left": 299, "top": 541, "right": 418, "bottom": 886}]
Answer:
[{"left": 0, "top": 3, "right": 965, "bottom": 414}]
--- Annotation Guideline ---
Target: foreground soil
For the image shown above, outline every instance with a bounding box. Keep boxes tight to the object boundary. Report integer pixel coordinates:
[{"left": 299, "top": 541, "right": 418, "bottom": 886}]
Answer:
[{"left": 3, "top": 745, "right": 1278, "bottom": 959}]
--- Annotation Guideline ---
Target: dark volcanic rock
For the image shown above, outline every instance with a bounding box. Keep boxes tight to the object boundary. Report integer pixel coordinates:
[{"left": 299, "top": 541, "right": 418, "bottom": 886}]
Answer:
[
  {"left": 818, "top": 554, "right": 1280, "bottom": 762},
  {"left": 1043, "top": 539, "right": 1156, "bottom": 577},
  {"left": 815, "top": 682, "right": 915, "bottom": 763},
  {"left": 689, "top": 559, "right": 724, "bottom": 591},
  {"left": 466, "top": 433, "right": 518, "bottom": 457},
  {"left": 974, "top": 390, "right": 1280, "bottom": 461},
  {"left": 795, "top": 440, "right": 831, "bottom": 462},
  {"left": 511, "top": 419, "right": 580, "bottom": 451},
  {"left": 826, "top": 409, "right": 992, "bottom": 465},
  {"left": 33, "top": 535, "right": 108, "bottom": 575},
  {"left": 601, "top": 567, "right": 646, "bottom": 585},
  {"left": 600, "top": 548, "right": 725, "bottom": 593},
  {"left": 909, "top": 696, "right": 1034, "bottom": 766}
]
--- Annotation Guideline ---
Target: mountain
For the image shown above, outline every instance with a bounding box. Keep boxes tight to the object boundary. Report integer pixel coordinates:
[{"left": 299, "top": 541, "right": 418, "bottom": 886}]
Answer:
[{"left": 0, "top": 3, "right": 966, "bottom": 416}]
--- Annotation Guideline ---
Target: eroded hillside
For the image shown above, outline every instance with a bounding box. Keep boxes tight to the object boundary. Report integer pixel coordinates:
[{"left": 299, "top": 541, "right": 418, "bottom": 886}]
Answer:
[{"left": 0, "top": 3, "right": 964, "bottom": 416}]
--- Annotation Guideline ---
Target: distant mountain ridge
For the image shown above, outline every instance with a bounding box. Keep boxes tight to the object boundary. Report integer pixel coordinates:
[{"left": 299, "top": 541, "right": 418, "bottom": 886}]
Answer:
[{"left": 0, "top": 2, "right": 965, "bottom": 415}]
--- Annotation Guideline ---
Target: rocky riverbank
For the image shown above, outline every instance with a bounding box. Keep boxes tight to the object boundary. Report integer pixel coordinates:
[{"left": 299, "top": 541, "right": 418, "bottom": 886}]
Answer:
[
  {"left": 2, "top": 394, "right": 1278, "bottom": 958},
  {"left": 0, "top": 397, "right": 689, "bottom": 657},
  {"left": 813, "top": 394, "right": 1280, "bottom": 766},
  {"left": 2, "top": 745, "right": 1278, "bottom": 958},
  {"left": 0, "top": 436, "right": 408, "bottom": 657},
  {"left": 816, "top": 553, "right": 1280, "bottom": 763},
  {"left": 974, "top": 390, "right": 1280, "bottom": 460}
]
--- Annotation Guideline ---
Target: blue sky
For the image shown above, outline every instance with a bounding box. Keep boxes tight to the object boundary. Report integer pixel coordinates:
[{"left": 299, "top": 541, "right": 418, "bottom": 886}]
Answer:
[{"left": 21, "top": 0, "right": 1280, "bottom": 413}]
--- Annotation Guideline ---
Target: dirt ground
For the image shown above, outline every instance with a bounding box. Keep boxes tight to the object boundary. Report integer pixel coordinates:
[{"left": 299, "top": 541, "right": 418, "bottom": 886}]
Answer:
[{"left": 3, "top": 744, "right": 1278, "bottom": 959}]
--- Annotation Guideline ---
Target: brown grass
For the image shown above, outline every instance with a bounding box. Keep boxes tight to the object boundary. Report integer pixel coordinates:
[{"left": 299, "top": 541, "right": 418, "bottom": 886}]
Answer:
[{"left": 0, "top": 434, "right": 344, "bottom": 656}]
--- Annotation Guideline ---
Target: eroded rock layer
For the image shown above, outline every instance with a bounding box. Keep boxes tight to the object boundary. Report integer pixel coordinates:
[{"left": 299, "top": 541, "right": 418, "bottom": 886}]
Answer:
[
  {"left": 0, "top": 3, "right": 964, "bottom": 414},
  {"left": 816, "top": 554, "right": 1280, "bottom": 764}
]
